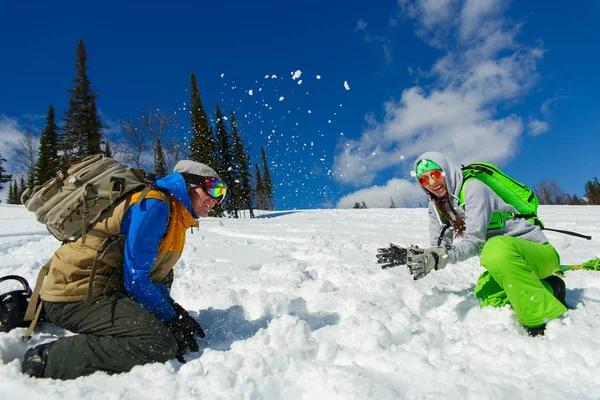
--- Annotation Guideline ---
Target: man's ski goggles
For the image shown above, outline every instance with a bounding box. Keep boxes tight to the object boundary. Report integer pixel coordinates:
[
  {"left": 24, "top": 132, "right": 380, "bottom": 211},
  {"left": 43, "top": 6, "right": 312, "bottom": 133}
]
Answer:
[
  {"left": 181, "top": 173, "right": 228, "bottom": 203},
  {"left": 418, "top": 169, "right": 443, "bottom": 186},
  {"left": 202, "top": 177, "right": 228, "bottom": 203}
]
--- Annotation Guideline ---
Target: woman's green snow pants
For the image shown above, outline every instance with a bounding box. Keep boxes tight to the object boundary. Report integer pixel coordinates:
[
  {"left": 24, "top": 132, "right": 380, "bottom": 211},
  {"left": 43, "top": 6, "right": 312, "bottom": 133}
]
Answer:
[
  {"left": 479, "top": 236, "right": 567, "bottom": 328},
  {"left": 42, "top": 294, "right": 178, "bottom": 380}
]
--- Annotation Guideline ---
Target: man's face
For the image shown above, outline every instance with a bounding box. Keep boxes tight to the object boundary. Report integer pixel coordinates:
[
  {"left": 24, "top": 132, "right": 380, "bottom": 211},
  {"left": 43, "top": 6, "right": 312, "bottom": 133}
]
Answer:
[{"left": 189, "top": 186, "right": 218, "bottom": 217}]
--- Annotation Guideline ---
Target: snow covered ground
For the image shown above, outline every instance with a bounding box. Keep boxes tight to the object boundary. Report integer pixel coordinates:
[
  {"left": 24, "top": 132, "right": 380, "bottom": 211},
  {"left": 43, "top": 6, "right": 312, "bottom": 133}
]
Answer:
[{"left": 0, "top": 204, "right": 599, "bottom": 400}]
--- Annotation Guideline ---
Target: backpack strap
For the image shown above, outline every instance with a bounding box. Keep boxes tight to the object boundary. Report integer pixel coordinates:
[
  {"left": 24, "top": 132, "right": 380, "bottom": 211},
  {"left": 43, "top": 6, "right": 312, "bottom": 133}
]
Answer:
[
  {"left": 84, "top": 186, "right": 172, "bottom": 303},
  {"left": 85, "top": 235, "right": 124, "bottom": 303},
  {"left": 543, "top": 228, "right": 592, "bottom": 240},
  {"left": 22, "top": 262, "right": 50, "bottom": 342}
]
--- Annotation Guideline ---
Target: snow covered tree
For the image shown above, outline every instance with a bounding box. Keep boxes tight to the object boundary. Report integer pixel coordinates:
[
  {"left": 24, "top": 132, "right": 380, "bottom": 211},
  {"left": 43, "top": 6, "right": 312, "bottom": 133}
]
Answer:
[
  {"left": 37, "top": 104, "right": 60, "bottom": 185},
  {"left": 62, "top": 39, "right": 103, "bottom": 163}
]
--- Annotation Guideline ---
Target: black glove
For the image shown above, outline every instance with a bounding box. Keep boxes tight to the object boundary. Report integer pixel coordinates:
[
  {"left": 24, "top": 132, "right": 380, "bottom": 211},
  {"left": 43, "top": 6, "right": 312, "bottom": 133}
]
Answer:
[
  {"left": 164, "top": 303, "right": 205, "bottom": 362},
  {"left": 376, "top": 243, "right": 408, "bottom": 269}
]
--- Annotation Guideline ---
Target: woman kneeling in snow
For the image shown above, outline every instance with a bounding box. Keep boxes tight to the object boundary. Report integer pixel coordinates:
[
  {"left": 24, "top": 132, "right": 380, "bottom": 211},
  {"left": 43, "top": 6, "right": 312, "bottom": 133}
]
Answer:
[{"left": 377, "top": 151, "right": 567, "bottom": 336}]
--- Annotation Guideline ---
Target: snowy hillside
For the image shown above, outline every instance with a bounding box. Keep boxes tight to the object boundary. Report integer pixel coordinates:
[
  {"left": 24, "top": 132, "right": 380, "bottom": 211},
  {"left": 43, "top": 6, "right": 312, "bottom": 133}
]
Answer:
[{"left": 0, "top": 204, "right": 599, "bottom": 400}]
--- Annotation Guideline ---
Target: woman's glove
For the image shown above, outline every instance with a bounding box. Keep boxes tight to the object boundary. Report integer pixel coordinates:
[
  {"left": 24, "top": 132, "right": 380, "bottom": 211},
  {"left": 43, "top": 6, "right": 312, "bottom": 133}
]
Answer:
[
  {"left": 376, "top": 243, "right": 408, "bottom": 269},
  {"left": 164, "top": 303, "right": 205, "bottom": 362},
  {"left": 406, "top": 246, "right": 448, "bottom": 280}
]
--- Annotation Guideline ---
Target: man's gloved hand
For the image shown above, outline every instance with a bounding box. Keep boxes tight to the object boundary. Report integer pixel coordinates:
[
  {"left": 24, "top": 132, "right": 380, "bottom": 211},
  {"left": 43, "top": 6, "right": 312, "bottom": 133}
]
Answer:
[
  {"left": 406, "top": 246, "right": 448, "bottom": 280},
  {"left": 376, "top": 243, "right": 408, "bottom": 269},
  {"left": 164, "top": 302, "right": 205, "bottom": 362}
]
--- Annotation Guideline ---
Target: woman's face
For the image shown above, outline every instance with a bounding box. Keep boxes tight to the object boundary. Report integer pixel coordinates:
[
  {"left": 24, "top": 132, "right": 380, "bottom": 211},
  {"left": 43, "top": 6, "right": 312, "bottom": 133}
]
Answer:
[
  {"left": 420, "top": 170, "right": 448, "bottom": 198},
  {"left": 189, "top": 186, "right": 218, "bottom": 217}
]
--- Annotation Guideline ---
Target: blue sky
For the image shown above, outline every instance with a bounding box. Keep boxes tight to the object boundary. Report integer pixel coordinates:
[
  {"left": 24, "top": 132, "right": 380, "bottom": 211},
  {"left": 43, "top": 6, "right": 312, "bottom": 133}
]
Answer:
[{"left": 1, "top": 0, "right": 598, "bottom": 209}]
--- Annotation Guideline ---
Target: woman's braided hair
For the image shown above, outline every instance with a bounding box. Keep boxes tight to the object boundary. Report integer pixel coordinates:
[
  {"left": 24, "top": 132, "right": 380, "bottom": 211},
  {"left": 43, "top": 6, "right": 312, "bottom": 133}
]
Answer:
[{"left": 431, "top": 195, "right": 466, "bottom": 237}]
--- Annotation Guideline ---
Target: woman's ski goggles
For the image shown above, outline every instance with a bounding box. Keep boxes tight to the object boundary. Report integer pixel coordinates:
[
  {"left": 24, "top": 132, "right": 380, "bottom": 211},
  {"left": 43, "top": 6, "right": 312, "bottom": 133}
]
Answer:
[
  {"left": 180, "top": 173, "right": 228, "bottom": 203},
  {"left": 418, "top": 169, "right": 443, "bottom": 186}
]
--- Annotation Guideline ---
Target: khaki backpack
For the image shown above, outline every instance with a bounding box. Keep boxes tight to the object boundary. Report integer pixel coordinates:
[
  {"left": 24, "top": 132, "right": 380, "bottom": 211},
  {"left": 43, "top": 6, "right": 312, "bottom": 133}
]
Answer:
[{"left": 21, "top": 154, "right": 154, "bottom": 243}]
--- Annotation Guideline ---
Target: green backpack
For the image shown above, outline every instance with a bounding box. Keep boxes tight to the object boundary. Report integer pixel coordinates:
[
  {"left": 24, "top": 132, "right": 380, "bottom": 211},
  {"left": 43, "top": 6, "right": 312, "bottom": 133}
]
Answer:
[
  {"left": 21, "top": 154, "right": 153, "bottom": 243},
  {"left": 458, "top": 162, "right": 543, "bottom": 230}
]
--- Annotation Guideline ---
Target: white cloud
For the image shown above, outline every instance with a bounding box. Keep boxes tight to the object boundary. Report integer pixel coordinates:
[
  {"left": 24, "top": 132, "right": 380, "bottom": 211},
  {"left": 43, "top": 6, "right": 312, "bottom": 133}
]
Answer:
[
  {"left": 355, "top": 18, "right": 368, "bottom": 31},
  {"left": 334, "top": 0, "right": 541, "bottom": 199},
  {"left": 336, "top": 178, "right": 426, "bottom": 208},
  {"left": 400, "top": 0, "right": 456, "bottom": 30},
  {"left": 0, "top": 115, "right": 26, "bottom": 164},
  {"left": 459, "top": 0, "right": 506, "bottom": 40},
  {"left": 528, "top": 119, "right": 549, "bottom": 136}
]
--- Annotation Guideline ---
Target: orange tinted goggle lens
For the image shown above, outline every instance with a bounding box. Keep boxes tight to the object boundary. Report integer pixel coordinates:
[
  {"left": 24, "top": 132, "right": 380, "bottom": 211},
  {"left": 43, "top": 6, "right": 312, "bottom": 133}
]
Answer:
[{"left": 419, "top": 169, "right": 442, "bottom": 186}]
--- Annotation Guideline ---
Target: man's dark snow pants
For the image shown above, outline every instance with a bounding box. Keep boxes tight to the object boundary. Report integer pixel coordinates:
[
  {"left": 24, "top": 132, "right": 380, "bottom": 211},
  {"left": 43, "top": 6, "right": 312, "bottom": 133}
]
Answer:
[{"left": 42, "top": 294, "right": 178, "bottom": 379}]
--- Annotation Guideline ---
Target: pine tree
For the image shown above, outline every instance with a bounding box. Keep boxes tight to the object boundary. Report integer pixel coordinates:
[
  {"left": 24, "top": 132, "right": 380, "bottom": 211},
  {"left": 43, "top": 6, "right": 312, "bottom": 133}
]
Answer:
[
  {"left": 390, "top": 197, "right": 396, "bottom": 208},
  {"left": 0, "top": 150, "right": 12, "bottom": 192},
  {"left": 104, "top": 140, "right": 112, "bottom": 157},
  {"left": 214, "top": 104, "right": 235, "bottom": 215},
  {"left": 13, "top": 180, "right": 20, "bottom": 204},
  {"left": 8, "top": 180, "right": 19, "bottom": 204},
  {"left": 214, "top": 104, "right": 233, "bottom": 178},
  {"left": 18, "top": 176, "right": 26, "bottom": 202},
  {"left": 6, "top": 180, "right": 17, "bottom": 204},
  {"left": 230, "top": 110, "right": 254, "bottom": 218},
  {"left": 154, "top": 139, "right": 168, "bottom": 178},
  {"left": 37, "top": 105, "right": 60, "bottom": 185},
  {"left": 260, "top": 147, "right": 274, "bottom": 210},
  {"left": 254, "top": 163, "right": 265, "bottom": 210},
  {"left": 87, "top": 97, "right": 102, "bottom": 155},
  {"left": 6, "top": 180, "right": 14, "bottom": 204},
  {"left": 188, "top": 73, "right": 216, "bottom": 167},
  {"left": 584, "top": 177, "right": 600, "bottom": 205},
  {"left": 62, "top": 39, "right": 103, "bottom": 164}
]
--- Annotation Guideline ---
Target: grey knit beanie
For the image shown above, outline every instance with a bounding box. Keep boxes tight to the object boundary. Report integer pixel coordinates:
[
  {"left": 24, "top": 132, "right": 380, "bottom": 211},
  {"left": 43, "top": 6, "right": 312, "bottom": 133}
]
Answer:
[{"left": 173, "top": 160, "right": 220, "bottom": 186}]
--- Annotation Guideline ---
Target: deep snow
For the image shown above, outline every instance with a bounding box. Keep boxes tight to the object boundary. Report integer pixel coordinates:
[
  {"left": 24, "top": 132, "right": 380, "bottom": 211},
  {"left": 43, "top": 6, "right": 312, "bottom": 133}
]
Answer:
[{"left": 0, "top": 204, "right": 599, "bottom": 400}]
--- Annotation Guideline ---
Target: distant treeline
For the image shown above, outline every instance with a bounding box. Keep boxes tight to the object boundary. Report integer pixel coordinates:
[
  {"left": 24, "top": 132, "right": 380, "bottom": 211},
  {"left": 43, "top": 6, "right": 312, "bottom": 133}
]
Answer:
[
  {"left": 0, "top": 40, "right": 276, "bottom": 217},
  {"left": 533, "top": 178, "right": 600, "bottom": 205}
]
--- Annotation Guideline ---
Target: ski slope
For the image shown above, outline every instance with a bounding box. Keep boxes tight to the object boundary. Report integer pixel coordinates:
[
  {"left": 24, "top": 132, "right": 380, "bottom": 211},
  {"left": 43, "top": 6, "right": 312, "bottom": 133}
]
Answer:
[{"left": 0, "top": 204, "right": 599, "bottom": 399}]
